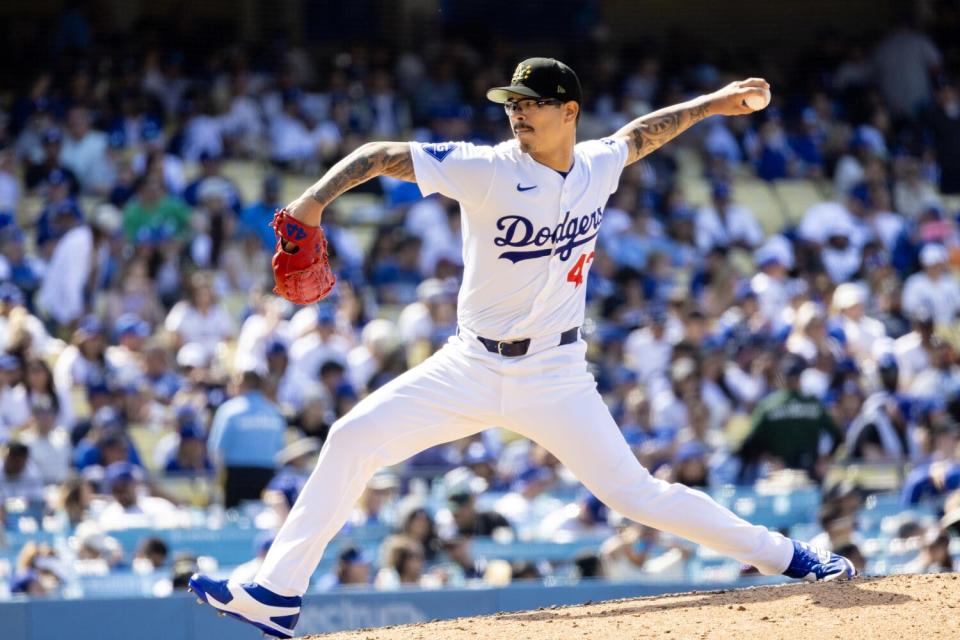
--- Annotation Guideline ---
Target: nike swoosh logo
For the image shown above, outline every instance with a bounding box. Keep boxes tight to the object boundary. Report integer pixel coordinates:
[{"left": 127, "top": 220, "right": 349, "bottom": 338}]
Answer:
[{"left": 516, "top": 184, "right": 537, "bottom": 192}]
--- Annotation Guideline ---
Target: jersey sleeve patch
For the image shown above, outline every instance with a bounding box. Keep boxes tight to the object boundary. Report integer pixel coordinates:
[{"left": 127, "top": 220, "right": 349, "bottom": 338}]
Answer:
[{"left": 421, "top": 142, "right": 457, "bottom": 163}]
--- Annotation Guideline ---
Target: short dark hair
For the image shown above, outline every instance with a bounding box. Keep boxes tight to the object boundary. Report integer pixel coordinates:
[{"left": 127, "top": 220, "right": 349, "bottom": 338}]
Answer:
[
  {"left": 240, "top": 370, "right": 264, "bottom": 392},
  {"left": 6, "top": 441, "right": 28, "bottom": 458},
  {"left": 320, "top": 361, "right": 345, "bottom": 377},
  {"left": 138, "top": 537, "right": 169, "bottom": 561}
]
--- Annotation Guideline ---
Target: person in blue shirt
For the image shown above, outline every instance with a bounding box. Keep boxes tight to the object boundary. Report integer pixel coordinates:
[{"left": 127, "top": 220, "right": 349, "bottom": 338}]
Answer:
[
  {"left": 239, "top": 174, "right": 283, "bottom": 253},
  {"left": 208, "top": 370, "right": 288, "bottom": 508},
  {"left": 164, "top": 423, "right": 214, "bottom": 475},
  {"left": 182, "top": 151, "right": 242, "bottom": 214}
]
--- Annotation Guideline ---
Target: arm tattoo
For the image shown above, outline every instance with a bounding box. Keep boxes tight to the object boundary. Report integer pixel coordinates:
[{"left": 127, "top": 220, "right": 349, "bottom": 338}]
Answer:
[
  {"left": 618, "top": 100, "right": 711, "bottom": 165},
  {"left": 309, "top": 142, "right": 415, "bottom": 209}
]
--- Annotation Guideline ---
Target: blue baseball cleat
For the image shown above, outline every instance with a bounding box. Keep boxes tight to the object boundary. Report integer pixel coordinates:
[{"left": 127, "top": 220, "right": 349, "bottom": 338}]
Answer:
[
  {"left": 188, "top": 574, "right": 301, "bottom": 639},
  {"left": 782, "top": 540, "right": 857, "bottom": 582}
]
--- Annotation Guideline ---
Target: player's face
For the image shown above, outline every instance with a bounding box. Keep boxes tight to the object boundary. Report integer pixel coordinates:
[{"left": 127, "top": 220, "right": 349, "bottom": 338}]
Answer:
[{"left": 504, "top": 95, "right": 577, "bottom": 152}]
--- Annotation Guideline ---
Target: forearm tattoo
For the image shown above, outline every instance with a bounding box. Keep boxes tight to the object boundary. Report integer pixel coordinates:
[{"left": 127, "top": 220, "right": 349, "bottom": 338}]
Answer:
[
  {"left": 619, "top": 102, "right": 711, "bottom": 165},
  {"left": 310, "top": 142, "right": 415, "bottom": 208}
]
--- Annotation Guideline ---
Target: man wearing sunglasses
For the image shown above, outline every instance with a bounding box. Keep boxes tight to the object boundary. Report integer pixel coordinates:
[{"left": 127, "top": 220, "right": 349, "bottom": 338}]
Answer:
[{"left": 190, "top": 57, "right": 855, "bottom": 639}]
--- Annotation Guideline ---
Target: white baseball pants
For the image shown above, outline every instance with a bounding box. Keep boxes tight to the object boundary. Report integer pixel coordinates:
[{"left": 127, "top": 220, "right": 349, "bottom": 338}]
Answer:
[{"left": 256, "top": 334, "right": 793, "bottom": 595}]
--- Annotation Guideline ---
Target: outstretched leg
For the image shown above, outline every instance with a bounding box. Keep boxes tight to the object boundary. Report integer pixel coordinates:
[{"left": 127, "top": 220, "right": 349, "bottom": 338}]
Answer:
[
  {"left": 190, "top": 342, "right": 498, "bottom": 637},
  {"left": 500, "top": 343, "right": 853, "bottom": 579}
]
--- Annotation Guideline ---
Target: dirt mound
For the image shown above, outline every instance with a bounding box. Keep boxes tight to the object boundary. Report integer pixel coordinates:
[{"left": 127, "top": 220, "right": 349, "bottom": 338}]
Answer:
[{"left": 306, "top": 574, "right": 960, "bottom": 639}]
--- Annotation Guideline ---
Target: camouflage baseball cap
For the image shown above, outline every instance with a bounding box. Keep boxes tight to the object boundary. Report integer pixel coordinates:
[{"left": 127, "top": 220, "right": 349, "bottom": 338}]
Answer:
[{"left": 486, "top": 57, "right": 582, "bottom": 105}]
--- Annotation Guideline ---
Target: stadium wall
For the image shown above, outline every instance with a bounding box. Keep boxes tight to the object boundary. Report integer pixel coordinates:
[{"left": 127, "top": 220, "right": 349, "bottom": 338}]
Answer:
[{"left": 1, "top": 577, "right": 785, "bottom": 640}]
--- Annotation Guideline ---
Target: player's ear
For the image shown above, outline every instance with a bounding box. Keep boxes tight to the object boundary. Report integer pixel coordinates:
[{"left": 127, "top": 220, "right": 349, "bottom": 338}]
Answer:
[{"left": 564, "top": 101, "right": 579, "bottom": 125}]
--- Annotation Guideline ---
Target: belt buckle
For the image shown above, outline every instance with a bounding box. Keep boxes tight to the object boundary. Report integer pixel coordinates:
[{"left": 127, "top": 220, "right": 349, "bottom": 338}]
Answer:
[{"left": 497, "top": 340, "right": 510, "bottom": 356}]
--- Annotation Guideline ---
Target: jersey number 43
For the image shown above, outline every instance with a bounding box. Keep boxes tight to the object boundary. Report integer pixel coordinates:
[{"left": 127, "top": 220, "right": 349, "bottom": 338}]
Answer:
[{"left": 566, "top": 251, "right": 595, "bottom": 288}]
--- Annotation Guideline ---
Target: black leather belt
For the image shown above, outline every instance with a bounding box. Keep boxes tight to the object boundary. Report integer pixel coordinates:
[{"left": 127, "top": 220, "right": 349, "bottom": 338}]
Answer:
[{"left": 476, "top": 327, "right": 579, "bottom": 357}]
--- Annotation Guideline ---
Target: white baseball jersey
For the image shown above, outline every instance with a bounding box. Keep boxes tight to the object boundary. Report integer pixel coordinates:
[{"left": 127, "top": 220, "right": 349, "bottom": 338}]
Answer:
[{"left": 409, "top": 137, "right": 629, "bottom": 340}]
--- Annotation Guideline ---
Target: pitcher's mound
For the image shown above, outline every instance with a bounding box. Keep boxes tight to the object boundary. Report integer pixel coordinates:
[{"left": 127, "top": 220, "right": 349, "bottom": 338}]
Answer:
[{"left": 305, "top": 574, "right": 960, "bottom": 639}]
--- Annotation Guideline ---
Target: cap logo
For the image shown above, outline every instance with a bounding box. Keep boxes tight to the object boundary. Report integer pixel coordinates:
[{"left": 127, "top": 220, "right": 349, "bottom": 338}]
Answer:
[
  {"left": 557, "top": 85, "right": 566, "bottom": 94},
  {"left": 512, "top": 63, "right": 532, "bottom": 85}
]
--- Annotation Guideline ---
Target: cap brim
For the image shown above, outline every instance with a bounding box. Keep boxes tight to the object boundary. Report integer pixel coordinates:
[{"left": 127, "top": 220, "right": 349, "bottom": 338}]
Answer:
[{"left": 486, "top": 85, "right": 542, "bottom": 104}]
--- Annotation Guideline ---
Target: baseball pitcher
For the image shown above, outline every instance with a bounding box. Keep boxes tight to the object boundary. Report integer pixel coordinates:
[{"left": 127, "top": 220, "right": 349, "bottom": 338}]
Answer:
[{"left": 190, "top": 58, "right": 855, "bottom": 638}]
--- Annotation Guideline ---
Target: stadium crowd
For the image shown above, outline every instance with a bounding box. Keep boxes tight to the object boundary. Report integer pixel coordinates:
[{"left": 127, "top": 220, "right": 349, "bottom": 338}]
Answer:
[{"left": 2, "top": 9, "right": 960, "bottom": 598}]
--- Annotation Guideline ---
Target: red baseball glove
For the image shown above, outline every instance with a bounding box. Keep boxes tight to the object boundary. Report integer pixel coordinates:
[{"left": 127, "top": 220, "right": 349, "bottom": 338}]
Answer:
[{"left": 270, "top": 208, "right": 336, "bottom": 304}]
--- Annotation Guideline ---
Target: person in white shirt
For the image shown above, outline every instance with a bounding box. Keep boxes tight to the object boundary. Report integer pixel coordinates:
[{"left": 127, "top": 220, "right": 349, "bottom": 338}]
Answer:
[
  {"left": 902, "top": 244, "right": 960, "bottom": 328},
  {"left": 53, "top": 316, "right": 108, "bottom": 398},
  {"left": 58, "top": 106, "right": 110, "bottom": 194},
  {"left": 0, "top": 354, "right": 28, "bottom": 440},
  {"left": 268, "top": 93, "right": 340, "bottom": 165},
  {"left": 96, "top": 462, "right": 181, "bottom": 531},
  {"left": 36, "top": 207, "right": 93, "bottom": 329},
  {"left": 288, "top": 305, "right": 352, "bottom": 381},
  {"left": 893, "top": 312, "right": 935, "bottom": 391},
  {"left": 164, "top": 274, "right": 236, "bottom": 357},
  {"left": 233, "top": 296, "right": 293, "bottom": 374},
  {"left": 0, "top": 284, "right": 52, "bottom": 357},
  {"left": 798, "top": 199, "right": 861, "bottom": 246},
  {"left": 105, "top": 314, "right": 151, "bottom": 389},
  {"left": 831, "top": 282, "right": 888, "bottom": 366},
  {"left": 695, "top": 182, "right": 764, "bottom": 252},
  {"left": 624, "top": 308, "right": 677, "bottom": 386},
  {"left": 0, "top": 441, "right": 45, "bottom": 505},
  {"left": 396, "top": 278, "right": 459, "bottom": 347},
  {"left": 18, "top": 394, "right": 72, "bottom": 485},
  {"left": 750, "top": 245, "right": 790, "bottom": 325},
  {"left": 265, "top": 340, "right": 313, "bottom": 414}
]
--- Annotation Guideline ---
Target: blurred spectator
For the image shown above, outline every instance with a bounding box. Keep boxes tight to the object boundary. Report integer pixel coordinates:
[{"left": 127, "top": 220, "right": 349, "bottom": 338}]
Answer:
[
  {"left": 12, "top": 542, "right": 63, "bottom": 596},
  {"left": 315, "top": 545, "right": 373, "bottom": 591},
  {"left": 163, "top": 273, "right": 236, "bottom": 355},
  {"left": 901, "top": 530, "right": 955, "bottom": 573},
  {"left": 208, "top": 370, "right": 287, "bottom": 508},
  {"left": 122, "top": 172, "right": 191, "bottom": 241},
  {"left": 35, "top": 206, "right": 94, "bottom": 328},
  {"left": 599, "top": 524, "right": 657, "bottom": 580},
  {"left": 399, "top": 506, "right": 442, "bottom": 563},
  {"left": 97, "top": 462, "right": 179, "bottom": 530},
  {"left": 924, "top": 78, "right": 960, "bottom": 194},
  {"left": 440, "top": 489, "right": 511, "bottom": 539},
  {"left": 894, "top": 312, "right": 936, "bottom": 390},
  {"left": 53, "top": 316, "right": 108, "bottom": 411},
  {"left": 831, "top": 283, "right": 887, "bottom": 365},
  {"left": 239, "top": 175, "right": 283, "bottom": 253},
  {"left": 230, "top": 532, "right": 274, "bottom": 583},
  {"left": 183, "top": 152, "right": 241, "bottom": 213},
  {"left": 537, "top": 490, "right": 613, "bottom": 543},
  {"left": 0, "top": 441, "right": 45, "bottom": 505},
  {"left": 134, "top": 537, "right": 169, "bottom": 572},
  {"left": 53, "top": 475, "right": 94, "bottom": 529},
  {"left": 163, "top": 423, "right": 213, "bottom": 475},
  {"left": 872, "top": 14, "right": 942, "bottom": 118},
  {"left": 493, "top": 466, "right": 559, "bottom": 530},
  {"left": 374, "top": 534, "right": 427, "bottom": 590},
  {"left": 18, "top": 394, "right": 72, "bottom": 484},
  {"left": 846, "top": 354, "right": 917, "bottom": 461},
  {"left": 901, "top": 460, "right": 960, "bottom": 505},
  {"left": 25, "top": 128, "right": 79, "bottom": 195},
  {"left": 901, "top": 244, "right": 960, "bottom": 327},
  {"left": 737, "top": 355, "right": 842, "bottom": 481},
  {"left": 59, "top": 106, "right": 111, "bottom": 193},
  {"left": 349, "top": 472, "right": 400, "bottom": 528},
  {"left": 263, "top": 339, "right": 311, "bottom": 414},
  {"left": 289, "top": 305, "right": 352, "bottom": 381},
  {"left": 0, "top": 354, "right": 26, "bottom": 438},
  {"left": 695, "top": 182, "right": 763, "bottom": 252}
]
